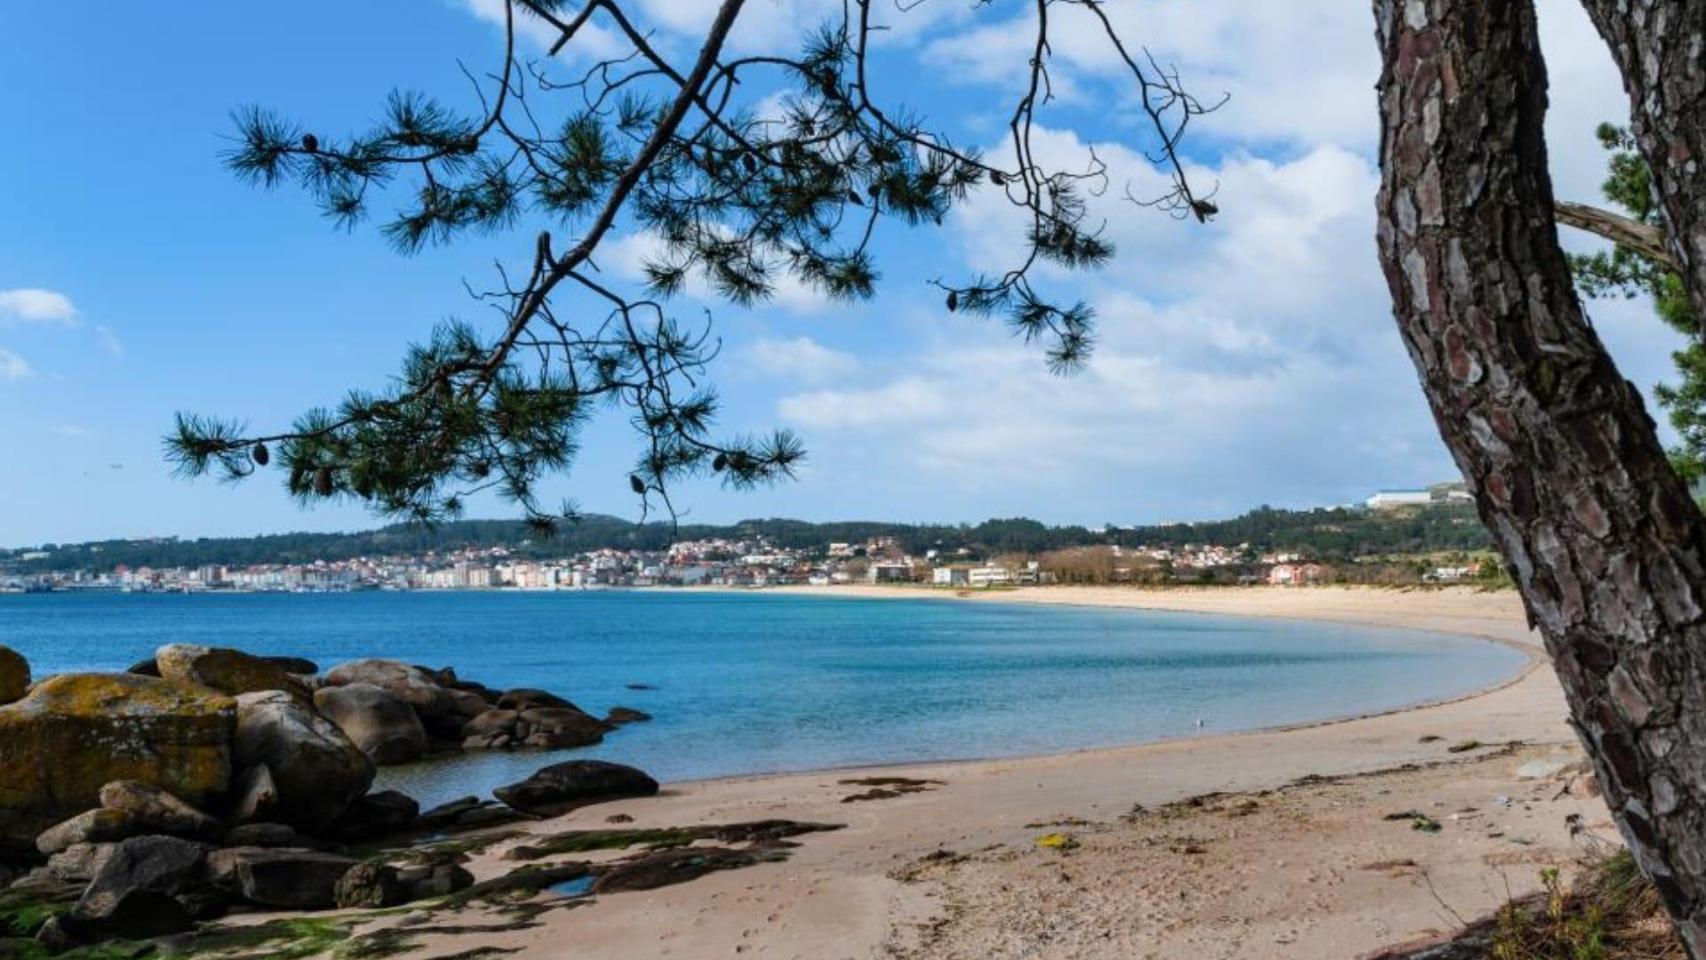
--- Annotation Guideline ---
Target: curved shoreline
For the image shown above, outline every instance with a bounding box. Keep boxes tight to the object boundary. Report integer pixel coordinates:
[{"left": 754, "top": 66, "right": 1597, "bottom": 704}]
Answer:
[
  {"left": 339, "top": 585, "right": 1598, "bottom": 960},
  {"left": 656, "top": 583, "right": 1547, "bottom": 789}
]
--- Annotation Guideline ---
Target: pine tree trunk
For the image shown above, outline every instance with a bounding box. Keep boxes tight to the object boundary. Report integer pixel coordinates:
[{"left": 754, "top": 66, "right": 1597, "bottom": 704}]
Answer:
[
  {"left": 1575, "top": 0, "right": 1706, "bottom": 317},
  {"left": 1374, "top": 1, "right": 1706, "bottom": 953}
]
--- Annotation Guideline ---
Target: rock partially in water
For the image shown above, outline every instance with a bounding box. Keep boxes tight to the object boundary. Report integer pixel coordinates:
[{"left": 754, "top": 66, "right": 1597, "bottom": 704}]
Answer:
[
  {"left": 0, "top": 645, "right": 28, "bottom": 706},
  {"left": 233, "top": 691, "right": 373, "bottom": 832},
  {"left": 324, "top": 659, "right": 453, "bottom": 718},
  {"left": 156, "top": 644, "right": 305, "bottom": 700},
  {"left": 496, "top": 688, "right": 575, "bottom": 711},
  {"left": 495, "top": 760, "right": 659, "bottom": 817},
  {"left": 0, "top": 673, "right": 233, "bottom": 854},
  {"left": 314, "top": 682, "right": 429, "bottom": 765},
  {"left": 604, "top": 706, "right": 652, "bottom": 725}
]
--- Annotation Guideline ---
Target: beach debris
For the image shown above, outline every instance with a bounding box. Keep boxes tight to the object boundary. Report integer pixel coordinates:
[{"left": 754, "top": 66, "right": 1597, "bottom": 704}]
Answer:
[
  {"left": 1383, "top": 810, "right": 1442, "bottom": 833},
  {"left": 1417, "top": 735, "right": 1443, "bottom": 743},
  {"left": 503, "top": 820, "right": 842, "bottom": 861},
  {"left": 1515, "top": 759, "right": 1570, "bottom": 780},
  {"left": 1494, "top": 795, "right": 1512, "bottom": 807},
  {"left": 1360, "top": 858, "right": 1419, "bottom": 872},
  {"left": 1446, "top": 739, "right": 1484, "bottom": 753},
  {"left": 1119, "top": 803, "right": 1149, "bottom": 823},
  {"left": 1168, "top": 840, "right": 1207, "bottom": 855},
  {"left": 1034, "top": 833, "right": 1079, "bottom": 852},
  {"left": 839, "top": 776, "right": 942, "bottom": 803},
  {"left": 606, "top": 813, "right": 635, "bottom": 824}
]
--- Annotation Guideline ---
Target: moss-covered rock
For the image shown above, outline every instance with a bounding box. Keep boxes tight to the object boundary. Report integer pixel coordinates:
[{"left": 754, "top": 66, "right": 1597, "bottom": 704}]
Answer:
[
  {"left": 0, "top": 674, "right": 233, "bottom": 851},
  {"left": 0, "top": 646, "right": 28, "bottom": 706}
]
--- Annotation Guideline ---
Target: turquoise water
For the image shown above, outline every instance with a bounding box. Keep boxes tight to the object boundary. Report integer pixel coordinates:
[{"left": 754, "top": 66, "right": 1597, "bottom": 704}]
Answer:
[{"left": 0, "top": 591, "right": 1524, "bottom": 808}]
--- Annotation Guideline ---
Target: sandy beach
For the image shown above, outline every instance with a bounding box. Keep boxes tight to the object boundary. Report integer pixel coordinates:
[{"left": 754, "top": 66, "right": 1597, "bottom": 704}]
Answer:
[{"left": 337, "top": 586, "right": 1613, "bottom": 959}]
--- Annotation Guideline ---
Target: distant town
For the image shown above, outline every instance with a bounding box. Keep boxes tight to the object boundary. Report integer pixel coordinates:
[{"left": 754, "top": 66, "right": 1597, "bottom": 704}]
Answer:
[{"left": 0, "top": 484, "right": 1498, "bottom": 595}]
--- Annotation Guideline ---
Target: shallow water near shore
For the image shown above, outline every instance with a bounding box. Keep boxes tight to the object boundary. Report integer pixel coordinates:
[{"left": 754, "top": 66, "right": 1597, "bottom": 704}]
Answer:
[{"left": 0, "top": 590, "right": 1524, "bottom": 808}]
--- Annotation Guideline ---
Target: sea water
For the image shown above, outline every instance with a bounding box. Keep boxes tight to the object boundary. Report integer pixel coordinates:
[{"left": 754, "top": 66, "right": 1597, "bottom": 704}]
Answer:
[{"left": 0, "top": 590, "right": 1525, "bottom": 808}]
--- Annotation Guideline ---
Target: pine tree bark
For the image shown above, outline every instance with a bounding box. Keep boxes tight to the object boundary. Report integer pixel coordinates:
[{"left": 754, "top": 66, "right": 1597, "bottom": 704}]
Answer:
[
  {"left": 1375, "top": 1, "right": 1706, "bottom": 952},
  {"left": 1575, "top": 0, "right": 1706, "bottom": 316}
]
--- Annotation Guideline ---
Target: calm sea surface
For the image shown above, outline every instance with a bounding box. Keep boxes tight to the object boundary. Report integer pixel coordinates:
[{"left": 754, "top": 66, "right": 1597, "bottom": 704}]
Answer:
[{"left": 0, "top": 591, "right": 1525, "bottom": 808}]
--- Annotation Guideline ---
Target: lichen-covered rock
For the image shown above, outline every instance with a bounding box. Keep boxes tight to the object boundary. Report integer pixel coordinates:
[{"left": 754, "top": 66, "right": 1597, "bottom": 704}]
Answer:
[
  {"left": 232, "top": 691, "right": 373, "bottom": 832},
  {"left": 0, "top": 673, "right": 233, "bottom": 850},
  {"left": 36, "top": 809, "right": 138, "bottom": 855},
  {"left": 0, "top": 645, "right": 28, "bottom": 705},
  {"left": 323, "top": 659, "right": 452, "bottom": 717},
  {"left": 313, "top": 682, "right": 428, "bottom": 765},
  {"left": 156, "top": 644, "right": 303, "bottom": 699},
  {"left": 494, "top": 760, "right": 659, "bottom": 816},
  {"left": 43, "top": 841, "right": 118, "bottom": 883},
  {"left": 98, "top": 780, "right": 223, "bottom": 841}
]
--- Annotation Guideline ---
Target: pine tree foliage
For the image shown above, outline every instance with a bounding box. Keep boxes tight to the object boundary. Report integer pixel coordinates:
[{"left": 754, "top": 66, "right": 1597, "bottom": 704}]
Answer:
[
  {"left": 168, "top": 0, "right": 1218, "bottom": 528},
  {"left": 1568, "top": 123, "right": 1706, "bottom": 483}
]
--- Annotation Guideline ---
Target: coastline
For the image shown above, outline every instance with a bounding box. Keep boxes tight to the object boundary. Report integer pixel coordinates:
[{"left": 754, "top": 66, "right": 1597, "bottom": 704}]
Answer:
[{"left": 379, "top": 585, "right": 1609, "bottom": 960}]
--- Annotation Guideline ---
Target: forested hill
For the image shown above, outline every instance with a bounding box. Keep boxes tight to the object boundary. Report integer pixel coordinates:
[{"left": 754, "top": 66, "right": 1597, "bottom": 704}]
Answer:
[{"left": 3, "top": 504, "right": 1491, "bottom": 574}]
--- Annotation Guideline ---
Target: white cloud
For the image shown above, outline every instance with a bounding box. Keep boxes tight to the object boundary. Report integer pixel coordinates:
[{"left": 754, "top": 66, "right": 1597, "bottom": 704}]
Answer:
[
  {"left": 779, "top": 377, "right": 950, "bottom": 428},
  {"left": 744, "top": 335, "right": 858, "bottom": 383},
  {"left": 0, "top": 289, "right": 77, "bottom": 325},
  {"left": 93, "top": 323, "right": 124, "bottom": 358},
  {"left": 601, "top": 228, "right": 835, "bottom": 315},
  {"left": 0, "top": 348, "right": 33, "bottom": 382}
]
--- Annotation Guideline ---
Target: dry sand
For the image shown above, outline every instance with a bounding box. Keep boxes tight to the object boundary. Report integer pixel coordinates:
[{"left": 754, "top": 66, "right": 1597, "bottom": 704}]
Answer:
[{"left": 362, "top": 586, "right": 1616, "bottom": 960}]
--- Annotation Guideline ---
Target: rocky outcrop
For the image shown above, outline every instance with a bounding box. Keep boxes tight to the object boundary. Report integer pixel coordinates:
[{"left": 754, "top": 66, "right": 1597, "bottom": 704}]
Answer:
[
  {"left": 496, "top": 688, "right": 574, "bottom": 711},
  {"left": 0, "top": 673, "right": 234, "bottom": 851},
  {"left": 313, "top": 682, "right": 428, "bottom": 764},
  {"left": 494, "top": 760, "right": 660, "bottom": 816},
  {"left": 36, "top": 809, "right": 138, "bottom": 855},
  {"left": 98, "top": 780, "right": 222, "bottom": 841},
  {"left": 156, "top": 644, "right": 304, "bottom": 699},
  {"left": 206, "top": 846, "right": 357, "bottom": 909},
  {"left": 0, "top": 645, "right": 28, "bottom": 705},
  {"left": 324, "top": 790, "right": 418, "bottom": 841},
  {"left": 232, "top": 691, "right": 373, "bottom": 832},
  {"left": 333, "top": 860, "right": 405, "bottom": 908},
  {"left": 461, "top": 706, "right": 608, "bottom": 750},
  {"left": 605, "top": 706, "right": 652, "bottom": 725},
  {"left": 323, "top": 659, "right": 453, "bottom": 717},
  {"left": 76, "top": 835, "right": 210, "bottom": 919}
]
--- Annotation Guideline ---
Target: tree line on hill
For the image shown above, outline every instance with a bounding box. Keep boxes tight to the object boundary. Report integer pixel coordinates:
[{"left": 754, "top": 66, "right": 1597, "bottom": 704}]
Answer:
[{"left": 2, "top": 504, "right": 1492, "bottom": 575}]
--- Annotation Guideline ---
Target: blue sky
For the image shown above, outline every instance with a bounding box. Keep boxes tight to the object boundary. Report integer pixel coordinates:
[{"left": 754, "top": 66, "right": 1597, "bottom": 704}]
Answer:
[{"left": 0, "top": 0, "right": 1683, "bottom": 546}]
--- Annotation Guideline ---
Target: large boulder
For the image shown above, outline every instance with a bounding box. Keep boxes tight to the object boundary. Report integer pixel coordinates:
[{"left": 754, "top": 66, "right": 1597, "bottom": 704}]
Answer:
[
  {"left": 156, "top": 644, "right": 303, "bottom": 699},
  {"left": 43, "top": 842, "right": 118, "bottom": 884},
  {"left": 77, "top": 835, "right": 210, "bottom": 918},
  {"left": 324, "top": 659, "right": 452, "bottom": 717},
  {"left": 36, "top": 809, "right": 138, "bottom": 855},
  {"left": 98, "top": 780, "right": 222, "bottom": 841},
  {"left": 206, "top": 847, "right": 357, "bottom": 909},
  {"left": 0, "top": 645, "right": 28, "bottom": 705},
  {"left": 494, "top": 760, "right": 659, "bottom": 817},
  {"left": 516, "top": 707, "right": 608, "bottom": 748},
  {"left": 232, "top": 691, "right": 373, "bottom": 832},
  {"left": 324, "top": 790, "right": 418, "bottom": 841},
  {"left": 312, "top": 682, "right": 428, "bottom": 765},
  {"left": 496, "top": 688, "right": 574, "bottom": 711},
  {"left": 0, "top": 673, "right": 233, "bottom": 851}
]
